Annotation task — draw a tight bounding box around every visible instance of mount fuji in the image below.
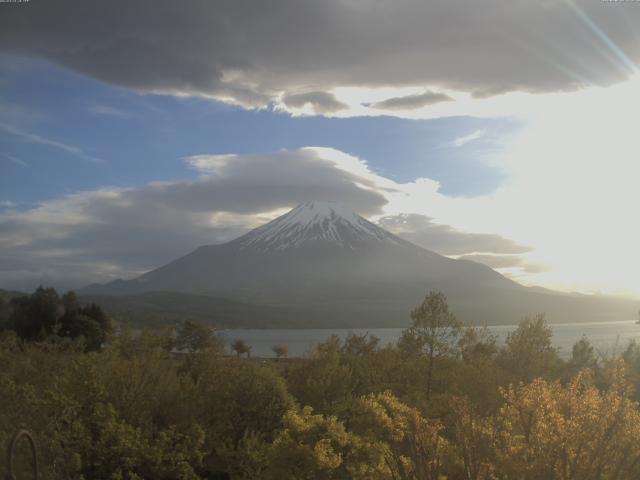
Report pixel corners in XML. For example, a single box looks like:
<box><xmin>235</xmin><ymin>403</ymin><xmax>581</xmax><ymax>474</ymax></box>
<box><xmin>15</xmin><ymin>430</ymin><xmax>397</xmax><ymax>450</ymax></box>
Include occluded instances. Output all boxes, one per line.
<box><xmin>82</xmin><ymin>201</ymin><xmax>634</xmax><ymax>327</ymax></box>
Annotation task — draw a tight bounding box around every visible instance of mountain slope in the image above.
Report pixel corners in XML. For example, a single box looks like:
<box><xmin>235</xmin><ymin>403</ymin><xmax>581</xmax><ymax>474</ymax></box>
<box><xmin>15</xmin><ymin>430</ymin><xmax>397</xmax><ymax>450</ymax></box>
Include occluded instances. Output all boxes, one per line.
<box><xmin>82</xmin><ymin>201</ymin><xmax>636</xmax><ymax>326</ymax></box>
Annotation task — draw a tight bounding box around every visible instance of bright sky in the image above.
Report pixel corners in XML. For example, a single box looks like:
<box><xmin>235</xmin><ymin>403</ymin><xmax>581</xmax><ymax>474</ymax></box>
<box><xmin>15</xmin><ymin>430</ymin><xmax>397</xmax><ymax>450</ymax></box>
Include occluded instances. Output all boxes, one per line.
<box><xmin>0</xmin><ymin>0</ymin><xmax>639</xmax><ymax>297</ymax></box>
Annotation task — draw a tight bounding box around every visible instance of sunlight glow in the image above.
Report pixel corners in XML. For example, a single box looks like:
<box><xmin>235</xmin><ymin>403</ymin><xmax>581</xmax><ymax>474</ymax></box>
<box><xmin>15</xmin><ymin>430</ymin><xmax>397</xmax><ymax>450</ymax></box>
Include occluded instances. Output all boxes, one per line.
<box><xmin>377</xmin><ymin>77</ymin><xmax>640</xmax><ymax>298</ymax></box>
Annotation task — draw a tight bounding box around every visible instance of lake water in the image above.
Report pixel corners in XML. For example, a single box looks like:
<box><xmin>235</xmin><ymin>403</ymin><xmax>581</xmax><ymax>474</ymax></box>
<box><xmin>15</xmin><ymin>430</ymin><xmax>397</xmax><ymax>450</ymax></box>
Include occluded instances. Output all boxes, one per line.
<box><xmin>218</xmin><ymin>320</ymin><xmax>640</xmax><ymax>358</ymax></box>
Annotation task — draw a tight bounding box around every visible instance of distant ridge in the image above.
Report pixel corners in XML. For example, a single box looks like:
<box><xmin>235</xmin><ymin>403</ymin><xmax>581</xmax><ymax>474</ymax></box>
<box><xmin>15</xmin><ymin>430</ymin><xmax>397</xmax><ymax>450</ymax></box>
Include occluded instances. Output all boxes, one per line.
<box><xmin>81</xmin><ymin>201</ymin><xmax>636</xmax><ymax>327</ymax></box>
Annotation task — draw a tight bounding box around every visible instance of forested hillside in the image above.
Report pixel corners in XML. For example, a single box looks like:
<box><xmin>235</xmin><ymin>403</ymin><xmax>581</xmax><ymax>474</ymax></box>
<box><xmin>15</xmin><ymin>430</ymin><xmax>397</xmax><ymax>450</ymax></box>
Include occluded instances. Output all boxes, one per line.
<box><xmin>3</xmin><ymin>291</ymin><xmax>640</xmax><ymax>478</ymax></box>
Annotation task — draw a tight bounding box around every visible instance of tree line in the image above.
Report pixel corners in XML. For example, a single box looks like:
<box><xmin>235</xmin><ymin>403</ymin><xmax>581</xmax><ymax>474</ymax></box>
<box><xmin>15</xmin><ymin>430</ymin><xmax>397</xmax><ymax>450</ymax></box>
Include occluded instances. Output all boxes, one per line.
<box><xmin>0</xmin><ymin>286</ymin><xmax>111</xmax><ymax>351</ymax></box>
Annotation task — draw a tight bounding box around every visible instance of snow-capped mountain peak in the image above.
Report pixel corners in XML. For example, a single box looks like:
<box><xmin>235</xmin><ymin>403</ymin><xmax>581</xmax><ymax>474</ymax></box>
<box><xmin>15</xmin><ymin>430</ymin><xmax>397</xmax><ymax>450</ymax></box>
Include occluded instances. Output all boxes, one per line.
<box><xmin>234</xmin><ymin>200</ymin><xmax>402</xmax><ymax>251</ymax></box>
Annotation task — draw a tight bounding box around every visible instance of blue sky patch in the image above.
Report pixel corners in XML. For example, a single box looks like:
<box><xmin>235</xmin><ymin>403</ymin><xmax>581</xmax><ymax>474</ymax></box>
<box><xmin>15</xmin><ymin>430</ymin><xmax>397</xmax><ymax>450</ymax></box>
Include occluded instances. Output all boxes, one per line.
<box><xmin>1</xmin><ymin>57</ymin><xmax>522</xmax><ymax>208</ymax></box>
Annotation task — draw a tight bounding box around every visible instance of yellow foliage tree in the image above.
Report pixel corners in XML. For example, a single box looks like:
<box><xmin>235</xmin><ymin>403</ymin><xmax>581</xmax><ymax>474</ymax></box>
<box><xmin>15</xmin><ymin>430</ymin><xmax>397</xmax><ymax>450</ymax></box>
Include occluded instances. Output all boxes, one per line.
<box><xmin>351</xmin><ymin>390</ymin><xmax>449</xmax><ymax>480</ymax></box>
<box><xmin>493</xmin><ymin>362</ymin><xmax>640</xmax><ymax>480</ymax></box>
<box><xmin>266</xmin><ymin>406</ymin><xmax>387</xmax><ymax>479</ymax></box>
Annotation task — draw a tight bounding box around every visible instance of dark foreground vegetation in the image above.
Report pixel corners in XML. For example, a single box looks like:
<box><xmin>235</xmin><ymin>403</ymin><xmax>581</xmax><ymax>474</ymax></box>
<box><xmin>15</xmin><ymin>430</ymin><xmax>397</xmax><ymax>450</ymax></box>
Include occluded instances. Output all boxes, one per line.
<box><xmin>3</xmin><ymin>289</ymin><xmax>640</xmax><ymax>479</ymax></box>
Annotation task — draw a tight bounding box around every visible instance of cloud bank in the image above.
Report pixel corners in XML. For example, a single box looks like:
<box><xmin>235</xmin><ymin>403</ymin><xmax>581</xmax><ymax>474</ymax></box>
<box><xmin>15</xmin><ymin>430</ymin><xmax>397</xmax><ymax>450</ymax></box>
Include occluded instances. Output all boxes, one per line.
<box><xmin>0</xmin><ymin>147</ymin><xmax>524</xmax><ymax>291</ymax></box>
<box><xmin>0</xmin><ymin>148</ymin><xmax>387</xmax><ymax>290</ymax></box>
<box><xmin>377</xmin><ymin>213</ymin><xmax>530</xmax><ymax>256</ymax></box>
<box><xmin>1</xmin><ymin>0</ymin><xmax>638</xmax><ymax>111</ymax></box>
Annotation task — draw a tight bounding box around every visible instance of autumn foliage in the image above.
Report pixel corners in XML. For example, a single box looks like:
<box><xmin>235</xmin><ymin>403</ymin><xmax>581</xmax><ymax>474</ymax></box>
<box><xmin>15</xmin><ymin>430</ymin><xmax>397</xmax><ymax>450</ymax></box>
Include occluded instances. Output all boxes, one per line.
<box><xmin>2</xmin><ymin>291</ymin><xmax>640</xmax><ymax>479</ymax></box>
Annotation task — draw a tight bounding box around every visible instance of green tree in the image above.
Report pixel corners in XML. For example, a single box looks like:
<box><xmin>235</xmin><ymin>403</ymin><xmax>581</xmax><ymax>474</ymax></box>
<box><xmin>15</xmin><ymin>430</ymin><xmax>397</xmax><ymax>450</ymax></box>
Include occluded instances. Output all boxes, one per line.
<box><xmin>232</xmin><ymin>338</ymin><xmax>252</xmax><ymax>358</ymax></box>
<box><xmin>272</xmin><ymin>343</ymin><xmax>289</xmax><ymax>361</ymax></box>
<box><xmin>621</xmin><ymin>340</ymin><xmax>640</xmax><ymax>370</ymax></box>
<box><xmin>9</xmin><ymin>286</ymin><xmax>61</xmax><ymax>340</ymax></box>
<box><xmin>454</xmin><ymin>326</ymin><xmax>502</xmax><ymax>413</ymax></box>
<box><xmin>79</xmin><ymin>302</ymin><xmax>111</xmax><ymax>336</ymax></box>
<box><xmin>400</xmin><ymin>291</ymin><xmax>462</xmax><ymax>399</ymax></box>
<box><xmin>67</xmin><ymin>314</ymin><xmax>106</xmax><ymax>351</ymax></box>
<box><xmin>458</xmin><ymin>326</ymin><xmax>498</xmax><ymax>364</ymax></box>
<box><xmin>177</xmin><ymin>356</ymin><xmax>295</xmax><ymax>475</ymax></box>
<box><xmin>58</xmin><ymin>292</ymin><xmax>111</xmax><ymax>351</ymax></box>
<box><xmin>342</xmin><ymin>332</ymin><xmax>379</xmax><ymax>356</ymax></box>
<box><xmin>498</xmin><ymin>314</ymin><xmax>561</xmax><ymax>383</ymax></box>
<box><xmin>448</xmin><ymin>396</ymin><xmax>497</xmax><ymax>480</ymax></box>
<box><xmin>570</xmin><ymin>335</ymin><xmax>598</xmax><ymax>371</ymax></box>
<box><xmin>7</xmin><ymin>288</ymin><xmax>111</xmax><ymax>350</ymax></box>
<box><xmin>175</xmin><ymin>320</ymin><xmax>221</xmax><ymax>353</ymax></box>
<box><xmin>0</xmin><ymin>296</ymin><xmax>11</xmax><ymax>331</ymax></box>
<box><xmin>284</xmin><ymin>336</ymin><xmax>355</xmax><ymax>415</ymax></box>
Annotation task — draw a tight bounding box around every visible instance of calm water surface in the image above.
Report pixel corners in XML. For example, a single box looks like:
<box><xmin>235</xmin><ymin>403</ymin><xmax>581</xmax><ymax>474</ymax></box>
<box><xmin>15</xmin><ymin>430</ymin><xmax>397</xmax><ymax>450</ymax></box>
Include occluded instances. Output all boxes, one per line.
<box><xmin>218</xmin><ymin>320</ymin><xmax>640</xmax><ymax>358</ymax></box>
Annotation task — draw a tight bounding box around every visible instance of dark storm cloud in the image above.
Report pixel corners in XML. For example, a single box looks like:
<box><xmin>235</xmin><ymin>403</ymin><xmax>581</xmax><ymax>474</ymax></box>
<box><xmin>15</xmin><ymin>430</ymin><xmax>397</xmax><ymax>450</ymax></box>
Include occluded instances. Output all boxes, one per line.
<box><xmin>369</xmin><ymin>91</ymin><xmax>454</xmax><ymax>110</ymax></box>
<box><xmin>378</xmin><ymin>213</ymin><xmax>530</xmax><ymax>256</ymax></box>
<box><xmin>1</xmin><ymin>0</ymin><xmax>638</xmax><ymax>107</ymax></box>
<box><xmin>0</xmin><ymin>148</ymin><xmax>388</xmax><ymax>290</ymax></box>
